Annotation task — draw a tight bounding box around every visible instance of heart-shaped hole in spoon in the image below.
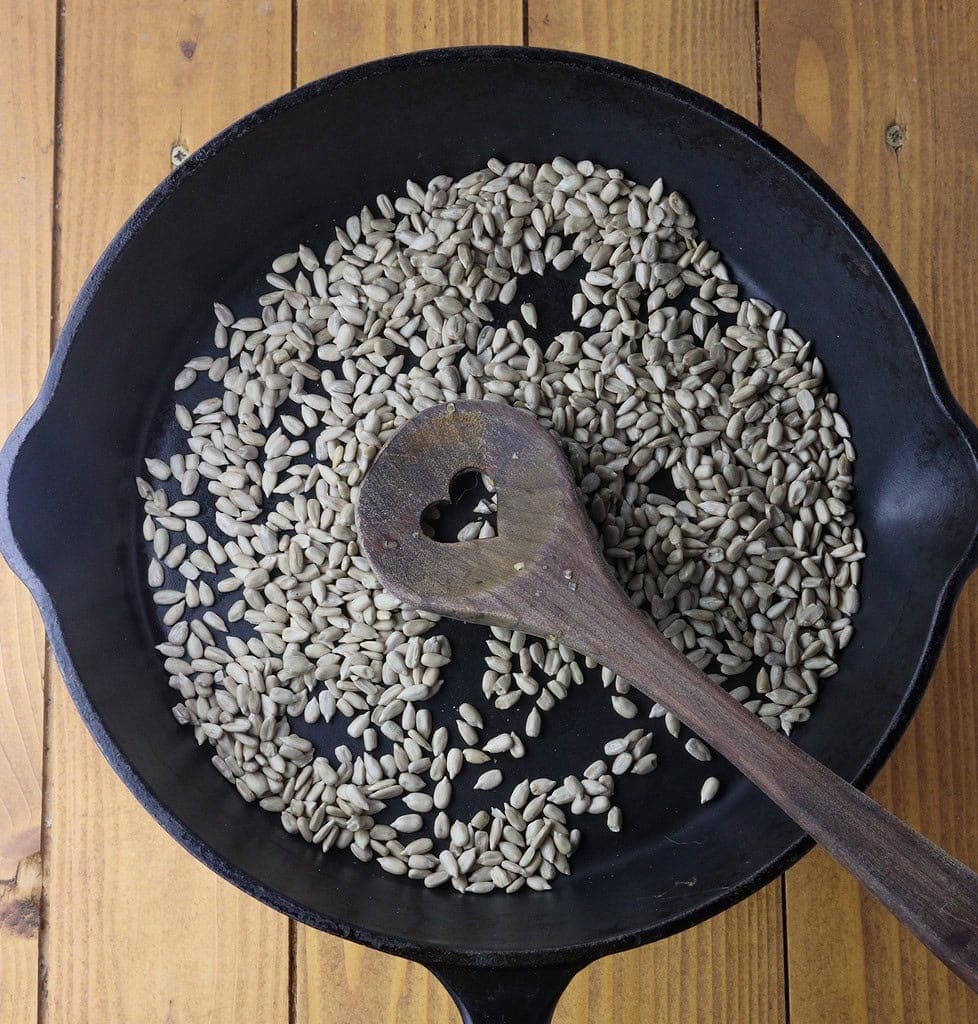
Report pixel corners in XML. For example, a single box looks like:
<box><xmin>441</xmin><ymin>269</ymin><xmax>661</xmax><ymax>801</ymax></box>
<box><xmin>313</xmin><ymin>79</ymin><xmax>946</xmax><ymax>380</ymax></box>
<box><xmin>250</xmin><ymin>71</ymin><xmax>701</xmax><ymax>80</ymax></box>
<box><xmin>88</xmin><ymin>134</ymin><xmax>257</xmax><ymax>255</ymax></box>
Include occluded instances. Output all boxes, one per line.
<box><xmin>420</xmin><ymin>468</ymin><xmax>498</xmax><ymax>543</ymax></box>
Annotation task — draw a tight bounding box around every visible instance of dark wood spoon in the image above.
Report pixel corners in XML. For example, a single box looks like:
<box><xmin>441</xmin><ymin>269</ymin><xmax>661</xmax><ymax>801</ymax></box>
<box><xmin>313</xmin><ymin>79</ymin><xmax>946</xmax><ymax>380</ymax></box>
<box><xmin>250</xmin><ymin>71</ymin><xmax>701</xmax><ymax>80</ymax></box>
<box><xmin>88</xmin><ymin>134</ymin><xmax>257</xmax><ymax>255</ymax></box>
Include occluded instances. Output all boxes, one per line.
<box><xmin>355</xmin><ymin>399</ymin><xmax>978</xmax><ymax>991</ymax></box>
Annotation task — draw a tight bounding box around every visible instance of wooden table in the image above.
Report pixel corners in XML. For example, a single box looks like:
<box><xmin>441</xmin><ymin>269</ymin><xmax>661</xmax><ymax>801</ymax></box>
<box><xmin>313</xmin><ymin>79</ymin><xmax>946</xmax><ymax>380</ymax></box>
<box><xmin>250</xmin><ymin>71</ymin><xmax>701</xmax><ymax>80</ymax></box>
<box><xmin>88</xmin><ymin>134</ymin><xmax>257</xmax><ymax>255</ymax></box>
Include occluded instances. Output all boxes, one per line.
<box><xmin>2</xmin><ymin>2</ymin><xmax>977</xmax><ymax>1021</ymax></box>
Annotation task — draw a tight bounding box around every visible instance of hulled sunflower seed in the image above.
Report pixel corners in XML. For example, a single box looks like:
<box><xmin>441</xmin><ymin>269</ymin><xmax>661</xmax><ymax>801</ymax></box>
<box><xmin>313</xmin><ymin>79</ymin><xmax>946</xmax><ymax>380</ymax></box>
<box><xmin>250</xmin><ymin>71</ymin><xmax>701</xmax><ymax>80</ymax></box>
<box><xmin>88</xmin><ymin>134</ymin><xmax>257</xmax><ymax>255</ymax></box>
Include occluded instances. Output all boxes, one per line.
<box><xmin>141</xmin><ymin>155</ymin><xmax>859</xmax><ymax>896</ymax></box>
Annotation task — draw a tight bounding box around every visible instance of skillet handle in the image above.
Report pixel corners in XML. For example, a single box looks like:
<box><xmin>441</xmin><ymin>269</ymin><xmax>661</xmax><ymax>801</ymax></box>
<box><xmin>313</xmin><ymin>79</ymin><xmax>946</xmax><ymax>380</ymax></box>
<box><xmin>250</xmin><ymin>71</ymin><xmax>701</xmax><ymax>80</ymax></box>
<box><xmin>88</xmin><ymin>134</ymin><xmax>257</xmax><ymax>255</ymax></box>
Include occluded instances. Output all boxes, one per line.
<box><xmin>427</xmin><ymin>962</ymin><xmax>579</xmax><ymax>1024</ymax></box>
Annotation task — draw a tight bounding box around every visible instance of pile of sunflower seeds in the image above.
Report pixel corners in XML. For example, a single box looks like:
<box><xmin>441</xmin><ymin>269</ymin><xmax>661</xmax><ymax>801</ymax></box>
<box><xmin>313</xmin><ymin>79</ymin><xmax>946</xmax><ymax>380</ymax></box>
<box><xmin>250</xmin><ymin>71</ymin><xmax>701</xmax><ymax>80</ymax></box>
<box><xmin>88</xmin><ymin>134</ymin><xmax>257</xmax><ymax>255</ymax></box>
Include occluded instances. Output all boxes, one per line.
<box><xmin>137</xmin><ymin>156</ymin><xmax>861</xmax><ymax>893</ymax></box>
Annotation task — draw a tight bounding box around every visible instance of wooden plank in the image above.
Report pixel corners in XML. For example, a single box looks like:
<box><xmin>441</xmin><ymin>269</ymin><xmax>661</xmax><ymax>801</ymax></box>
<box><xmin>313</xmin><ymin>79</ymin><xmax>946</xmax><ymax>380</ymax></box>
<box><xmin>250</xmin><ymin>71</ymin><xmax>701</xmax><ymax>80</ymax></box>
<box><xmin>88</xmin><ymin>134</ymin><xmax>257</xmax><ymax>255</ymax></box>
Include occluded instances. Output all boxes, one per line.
<box><xmin>296</xmin><ymin>0</ymin><xmax>525</xmax><ymax>82</ymax></box>
<box><xmin>42</xmin><ymin>3</ymin><xmax>293</xmax><ymax>1022</ymax></box>
<box><xmin>557</xmin><ymin>888</ymin><xmax>784</xmax><ymax>1024</ymax></box>
<box><xmin>760</xmin><ymin>1</ymin><xmax>978</xmax><ymax>1021</ymax></box>
<box><xmin>528</xmin><ymin>0</ymin><xmax>759</xmax><ymax>121</ymax></box>
<box><xmin>0</xmin><ymin>0</ymin><xmax>56</xmax><ymax>1021</ymax></box>
<box><xmin>298</xmin><ymin>887</ymin><xmax>783</xmax><ymax>1024</ymax></box>
<box><xmin>294</xmin><ymin>4</ymin><xmax>784</xmax><ymax>1023</ymax></box>
<box><xmin>293</xmin><ymin>4</ymin><xmax>522</xmax><ymax>1022</ymax></box>
<box><xmin>532</xmin><ymin>4</ymin><xmax>784</xmax><ymax>1023</ymax></box>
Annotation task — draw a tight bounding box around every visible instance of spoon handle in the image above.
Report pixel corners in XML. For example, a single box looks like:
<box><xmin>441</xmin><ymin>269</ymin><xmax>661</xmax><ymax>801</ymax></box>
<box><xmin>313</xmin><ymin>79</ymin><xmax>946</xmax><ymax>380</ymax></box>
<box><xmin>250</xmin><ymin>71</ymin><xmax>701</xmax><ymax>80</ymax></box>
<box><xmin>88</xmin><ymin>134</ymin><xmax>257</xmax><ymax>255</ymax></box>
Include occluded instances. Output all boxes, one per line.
<box><xmin>354</xmin><ymin>398</ymin><xmax>978</xmax><ymax>987</ymax></box>
<box><xmin>579</xmin><ymin>591</ymin><xmax>978</xmax><ymax>992</ymax></box>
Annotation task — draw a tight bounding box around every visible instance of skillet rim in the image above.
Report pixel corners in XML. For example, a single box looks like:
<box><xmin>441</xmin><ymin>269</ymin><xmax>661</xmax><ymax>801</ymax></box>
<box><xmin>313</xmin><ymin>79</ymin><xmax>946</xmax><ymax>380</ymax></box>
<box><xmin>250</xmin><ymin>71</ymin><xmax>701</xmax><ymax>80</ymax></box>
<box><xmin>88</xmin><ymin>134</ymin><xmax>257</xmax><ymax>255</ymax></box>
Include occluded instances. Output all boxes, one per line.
<box><xmin>1</xmin><ymin>44</ymin><xmax>978</xmax><ymax>969</ymax></box>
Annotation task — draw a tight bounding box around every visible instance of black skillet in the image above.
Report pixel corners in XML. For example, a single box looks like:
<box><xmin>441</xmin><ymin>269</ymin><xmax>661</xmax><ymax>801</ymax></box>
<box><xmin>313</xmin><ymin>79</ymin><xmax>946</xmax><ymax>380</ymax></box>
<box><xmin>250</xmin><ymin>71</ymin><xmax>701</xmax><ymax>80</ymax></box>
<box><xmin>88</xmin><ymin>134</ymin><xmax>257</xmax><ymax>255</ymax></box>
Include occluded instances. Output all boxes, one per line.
<box><xmin>2</xmin><ymin>46</ymin><xmax>978</xmax><ymax>1023</ymax></box>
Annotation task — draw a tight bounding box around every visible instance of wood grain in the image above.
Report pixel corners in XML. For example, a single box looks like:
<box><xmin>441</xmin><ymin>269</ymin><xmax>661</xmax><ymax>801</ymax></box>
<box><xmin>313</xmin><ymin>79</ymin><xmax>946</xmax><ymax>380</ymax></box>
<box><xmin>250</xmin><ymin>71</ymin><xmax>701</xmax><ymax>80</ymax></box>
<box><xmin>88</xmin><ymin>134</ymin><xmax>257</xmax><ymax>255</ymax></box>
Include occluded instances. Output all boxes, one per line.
<box><xmin>42</xmin><ymin>2</ymin><xmax>293</xmax><ymax>1022</ymax></box>
<box><xmin>296</xmin><ymin>0</ymin><xmax>524</xmax><ymax>83</ymax></box>
<box><xmin>0</xmin><ymin>0</ymin><xmax>55</xmax><ymax>1020</ymax></box>
<box><xmin>560</xmin><ymin>890</ymin><xmax>783</xmax><ymax>1024</ymax></box>
<box><xmin>528</xmin><ymin>0</ymin><xmax>759</xmax><ymax>122</ymax></box>
<box><xmin>760</xmin><ymin>0</ymin><xmax>978</xmax><ymax>1020</ymax></box>
<box><xmin>531</xmin><ymin>5</ymin><xmax>784</xmax><ymax>1023</ymax></box>
<box><xmin>299</xmin><ymin>888</ymin><xmax>785</xmax><ymax>1024</ymax></box>
<box><xmin>294</xmin><ymin>5</ymin><xmax>525</xmax><ymax>1022</ymax></box>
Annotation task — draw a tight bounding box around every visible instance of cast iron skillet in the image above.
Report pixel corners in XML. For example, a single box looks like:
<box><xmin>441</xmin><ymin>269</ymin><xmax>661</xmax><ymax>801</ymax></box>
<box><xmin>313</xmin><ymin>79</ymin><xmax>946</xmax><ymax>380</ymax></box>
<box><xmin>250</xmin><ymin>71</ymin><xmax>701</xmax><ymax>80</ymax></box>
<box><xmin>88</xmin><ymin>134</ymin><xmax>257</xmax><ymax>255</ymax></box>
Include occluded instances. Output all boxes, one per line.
<box><xmin>3</xmin><ymin>46</ymin><xmax>978</xmax><ymax>1023</ymax></box>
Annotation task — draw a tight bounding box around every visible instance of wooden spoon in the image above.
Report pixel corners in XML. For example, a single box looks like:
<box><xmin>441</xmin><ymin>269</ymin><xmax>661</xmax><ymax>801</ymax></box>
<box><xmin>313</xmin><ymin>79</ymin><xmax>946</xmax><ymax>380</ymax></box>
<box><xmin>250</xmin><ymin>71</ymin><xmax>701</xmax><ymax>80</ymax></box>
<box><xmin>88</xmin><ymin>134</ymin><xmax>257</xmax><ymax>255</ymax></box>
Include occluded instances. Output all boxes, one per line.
<box><xmin>355</xmin><ymin>399</ymin><xmax>978</xmax><ymax>990</ymax></box>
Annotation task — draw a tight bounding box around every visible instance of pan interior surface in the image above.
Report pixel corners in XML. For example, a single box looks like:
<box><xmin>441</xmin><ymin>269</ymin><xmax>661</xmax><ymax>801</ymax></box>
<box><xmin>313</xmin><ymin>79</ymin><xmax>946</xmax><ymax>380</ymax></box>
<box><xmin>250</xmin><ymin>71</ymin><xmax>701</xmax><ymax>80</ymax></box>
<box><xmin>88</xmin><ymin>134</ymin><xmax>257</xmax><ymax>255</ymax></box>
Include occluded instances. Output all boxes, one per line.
<box><xmin>5</xmin><ymin>49</ymin><xmax>978</xmax><ymax>963</ymax></box>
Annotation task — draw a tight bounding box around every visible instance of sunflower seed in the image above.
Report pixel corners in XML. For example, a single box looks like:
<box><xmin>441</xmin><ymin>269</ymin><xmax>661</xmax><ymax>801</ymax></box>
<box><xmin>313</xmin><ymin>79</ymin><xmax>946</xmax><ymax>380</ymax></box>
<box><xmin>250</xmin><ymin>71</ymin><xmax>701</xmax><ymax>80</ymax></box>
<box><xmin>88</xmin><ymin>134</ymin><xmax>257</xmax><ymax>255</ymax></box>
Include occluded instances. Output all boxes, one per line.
<box><xmin>700</xmin><ymin>777</ymin><xmax>720</xmax><ymax>804</ymax></box>
<box><xmin>474</xmin><ymin>769</ymin><xmax>503</xmax><ymax>791</ymax></box>
<box><xmin>142</xmin><ymin>155</ymin><xmax>859</xmax><ymax>896</ymax></box>
<box><xmin>684</xmin><ymin>738</ymin><xmax>712</xmax><ymax>762</ymax></box>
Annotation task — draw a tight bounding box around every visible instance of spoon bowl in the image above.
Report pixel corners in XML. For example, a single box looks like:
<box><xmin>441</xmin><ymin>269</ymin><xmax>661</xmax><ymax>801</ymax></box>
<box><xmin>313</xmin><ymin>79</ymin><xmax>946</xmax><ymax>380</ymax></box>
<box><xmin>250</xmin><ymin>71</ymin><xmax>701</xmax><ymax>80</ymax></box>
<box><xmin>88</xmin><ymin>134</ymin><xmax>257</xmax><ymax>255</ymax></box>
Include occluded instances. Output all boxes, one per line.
<box><xmin>357</xmin><ymin>400</ymin><xmax>602</xmax><ymax>630</ymax></box>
